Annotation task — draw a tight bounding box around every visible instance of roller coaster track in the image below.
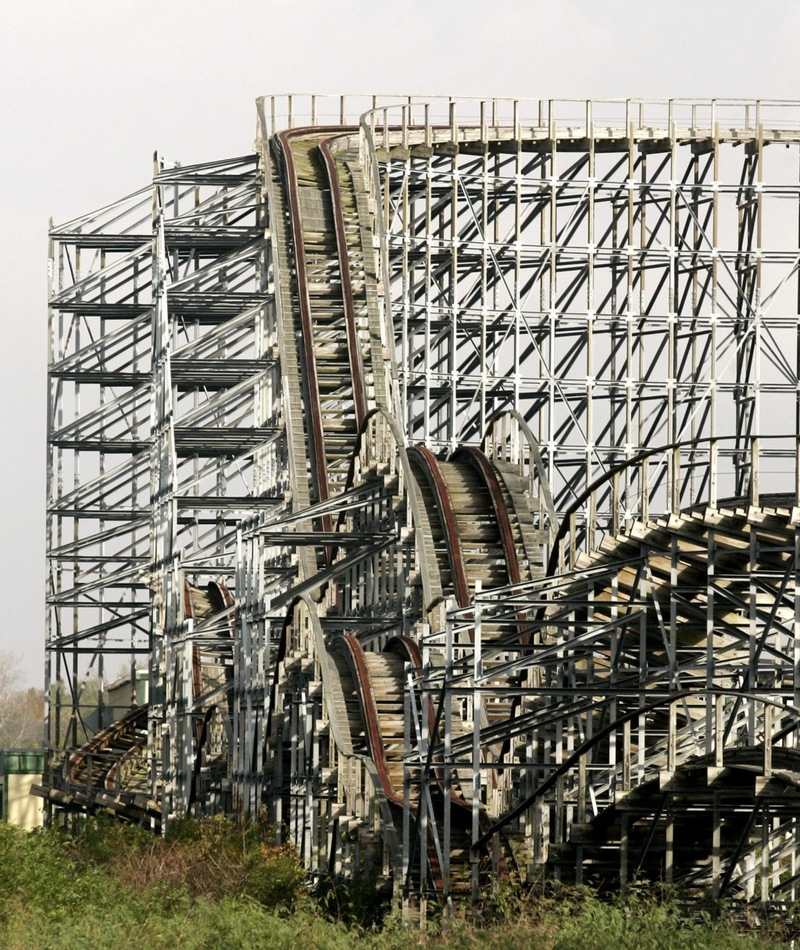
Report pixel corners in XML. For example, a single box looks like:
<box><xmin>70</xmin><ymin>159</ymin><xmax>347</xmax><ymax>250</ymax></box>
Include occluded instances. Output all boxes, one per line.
<box><xmin>43</xmin><ymin>103</ymin><xmax>800</xmax><ymax>910</ymax></box>
<box><xmin>52</xmin><ymin>705</ymin><xmax>154</xmax><ymax>821</ymax></box>
<box><xmin>49</xmin><ymin>580</ymin><xmax>233</xmax><ymax>826</ymax></box>
<box><xmin>327</xmin><ymin>632</ymin><xmax>495</xmax><ymax>897</ymax></box>
<box><xmin>273</xmin><ymin>129</ymin><xmax>366</xmax><ymax>515</ymax></box>
<box><xmin>263</xmin><ymin>126</ymin><xmax>545</xmax><ymax>899</ymax></box>
<box><xmin>267</xmin><ymin>129</ymin><xmax>455</xmax><ymax>892</ymax></box>
<box><xmin>464</xmin><ymin>499</ymin><xmax>800</xmax><ymax>896</ymax></box>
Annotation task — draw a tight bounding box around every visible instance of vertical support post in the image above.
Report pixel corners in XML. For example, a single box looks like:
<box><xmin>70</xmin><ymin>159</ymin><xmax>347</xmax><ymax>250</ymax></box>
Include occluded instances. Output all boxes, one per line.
<box><xmin>402</xmin><ymin>672</ymin><xmax>411</xmax><ymax>910</ymax></box>
<box><xmin>761</xmin><ymin>805</ymin><xmax>770</xmax><ymax>903</ymax></box>
<box><xmin>443</xmin><ymin>613</ymin><xmax>453</xmax><ymax>905</ymax></box>
<box><xmin>671</xmin><ymin>445</ymin><xmax>681</xmax><ymax>514</ymax></box>
<box><xmin>712</xmin><ymin>791</ymin><xmax>721</xmax><ymax>898</ymax></box>
<box><xmin>795</xmin><ymin>527</ymin><xmax>800</xmax><ymax>711</ymax></box>
<box><xmin>418</xmin><ymin>650</ymin><xmax>429</xmax><ymax>913</ymax></box>
<box><xmin>750</xmin><ymin>436</ymin><xmax>760</xmax><ymax>505</ymax></box>
<box><xmin>706</xmin><ymin>529</ymin><xmax>717</xmax><ymax>753</ymax></box>
<box><xmin>150</xmin><ymin>164</ymin><xmax>180</xmax><ymax>829</ymax></box>
<box><xmin>715</xmin><ymin>693</ymin><xmax>725</xmax><ymax>768</ymax></box>
<box><xmin>665</xmin><ymin>797</ymin><xmax>674</xmax><ymax>884</ymax></box>
<box><xmin>667</xmin><ymin>700</ymin><xmax>676</xmax><ymax>773</ymax></box>
<box><xmin>620</xmin><ymin>812</ymin><xmax>629</xmax><ymax>893</ymax></box>
<box><xmin>471</xmin><ymin>581</ymin><xmax>482</xmax><ymax>916</ymax></box>
<box><xmin>622</xmin><ymin>718</ymin><xmax>631</xmax><ymax>792</ymax></box>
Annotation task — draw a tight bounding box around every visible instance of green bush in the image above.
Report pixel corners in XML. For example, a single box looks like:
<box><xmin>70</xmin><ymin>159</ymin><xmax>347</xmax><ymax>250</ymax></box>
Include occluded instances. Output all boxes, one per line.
<box><xmin>0</xmin><ymin>821</ymin><xmax>117</xmax><ymax>926</ymax></box>
<box><xmin>0</xmin><ymin>818</ymin><xmax>796</xmax><ymax>950</ymax></box>
<box><xmin>66</xmin><ymin>813</ymin><xmax>306</xmax><ymax>911</ymax></box>
<box><xmin>312</xmin><ymin>875</ymin><xmax>394</xmax><ymax>930</ymax></box>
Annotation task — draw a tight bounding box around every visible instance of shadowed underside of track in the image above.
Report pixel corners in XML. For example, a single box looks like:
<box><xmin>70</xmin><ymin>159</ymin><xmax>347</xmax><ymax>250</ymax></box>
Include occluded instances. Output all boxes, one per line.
<box><xmin>468</xmin><ymin>500</ymin><xmax>800</xmax><ymax>898</ymax></box>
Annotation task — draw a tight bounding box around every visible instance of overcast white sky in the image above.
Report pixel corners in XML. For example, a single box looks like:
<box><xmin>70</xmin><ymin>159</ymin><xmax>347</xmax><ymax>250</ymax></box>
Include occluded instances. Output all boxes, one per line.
<box><xmin>1</xmin><ymin>0</ymin><xmax>799</xmax><ymax>686</ymax></box>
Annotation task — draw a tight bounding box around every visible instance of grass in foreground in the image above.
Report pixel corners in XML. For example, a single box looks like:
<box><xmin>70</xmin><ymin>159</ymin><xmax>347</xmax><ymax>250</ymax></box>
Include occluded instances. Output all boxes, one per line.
<box><xmin>0</xmin><ymin>817</ymin><xmax>795</xmax><ymax>950</ymax></box>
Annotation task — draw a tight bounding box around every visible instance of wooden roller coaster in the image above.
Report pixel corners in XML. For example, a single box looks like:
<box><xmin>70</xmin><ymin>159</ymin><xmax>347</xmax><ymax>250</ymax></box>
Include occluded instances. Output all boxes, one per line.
<box><xmin>43</xmin><ymin>96</ymin><xmax>800</xmax><ymax>916</ymax></box>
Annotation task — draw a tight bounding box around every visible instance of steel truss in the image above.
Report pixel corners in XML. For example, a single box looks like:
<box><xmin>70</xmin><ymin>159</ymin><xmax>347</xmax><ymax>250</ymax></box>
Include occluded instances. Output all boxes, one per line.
<box><xmin>42</xmin><ymin>97</ymin><xmax>800</xmax><ymax>915</ymax></box>
<box><xmin>411</xmin><ymin>438</ymin><xmax>800</xmax><ymax>909</ymax></box>
<box><xmin>46</xmin><ymin>153</ymin><xmax>281</xmax><ymax>821</ymax></box>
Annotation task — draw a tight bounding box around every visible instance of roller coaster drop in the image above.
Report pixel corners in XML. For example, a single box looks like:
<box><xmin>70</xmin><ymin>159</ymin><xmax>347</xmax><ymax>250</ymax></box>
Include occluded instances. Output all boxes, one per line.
<box><xmin>44</xmin><ymin>97</ymin><xmax>800</xmax><ymax>912</ymax></box>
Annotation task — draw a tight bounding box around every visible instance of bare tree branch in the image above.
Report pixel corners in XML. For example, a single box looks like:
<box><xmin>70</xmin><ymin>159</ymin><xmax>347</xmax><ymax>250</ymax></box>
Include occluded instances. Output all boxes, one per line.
<box><xmin>0</xmin><ymin>651</ymin><xmax>43</xmax><ymax>749</ymax></box>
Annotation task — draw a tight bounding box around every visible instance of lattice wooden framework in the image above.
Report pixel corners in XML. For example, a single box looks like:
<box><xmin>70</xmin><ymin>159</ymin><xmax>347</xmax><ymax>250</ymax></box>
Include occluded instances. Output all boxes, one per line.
<box><xmin>41</xmin><ymin>97</ymin><xmax>800</xmax><ymax>915</ymax></box>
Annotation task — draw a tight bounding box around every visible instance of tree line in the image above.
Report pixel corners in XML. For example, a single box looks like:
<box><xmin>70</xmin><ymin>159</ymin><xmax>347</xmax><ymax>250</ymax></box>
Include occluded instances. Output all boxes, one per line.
<box><xmin>0</xmin><ymin>652</ymin><xmax>43</xmax><ymax>749</ymax></box>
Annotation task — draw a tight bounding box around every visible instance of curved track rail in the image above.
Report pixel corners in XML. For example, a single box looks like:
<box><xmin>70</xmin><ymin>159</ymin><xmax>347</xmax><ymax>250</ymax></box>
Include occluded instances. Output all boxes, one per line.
<box><xmin>273</xmin><ymin>128</ymin><xmax>369</xmax><ymax>517</ymax></box>
<box><xmin>43</xmin><ymin>111</ymin><xmax>800</xmax><ymax>913</ymax></box>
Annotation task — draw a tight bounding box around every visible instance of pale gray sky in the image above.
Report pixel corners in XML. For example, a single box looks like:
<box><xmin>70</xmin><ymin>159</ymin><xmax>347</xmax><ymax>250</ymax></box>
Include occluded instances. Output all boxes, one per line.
<box><xmin>1</xmin><ymin>0</ymin><xmax>799</xmax><ymax>685</ymax></box>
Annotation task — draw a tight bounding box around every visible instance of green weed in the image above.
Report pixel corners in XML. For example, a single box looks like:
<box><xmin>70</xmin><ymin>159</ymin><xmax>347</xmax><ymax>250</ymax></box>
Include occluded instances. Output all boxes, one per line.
<box><xmin>0</xmin><ymin>819</ymin><xmax>795</xmax><ymax>950</ymax></box>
